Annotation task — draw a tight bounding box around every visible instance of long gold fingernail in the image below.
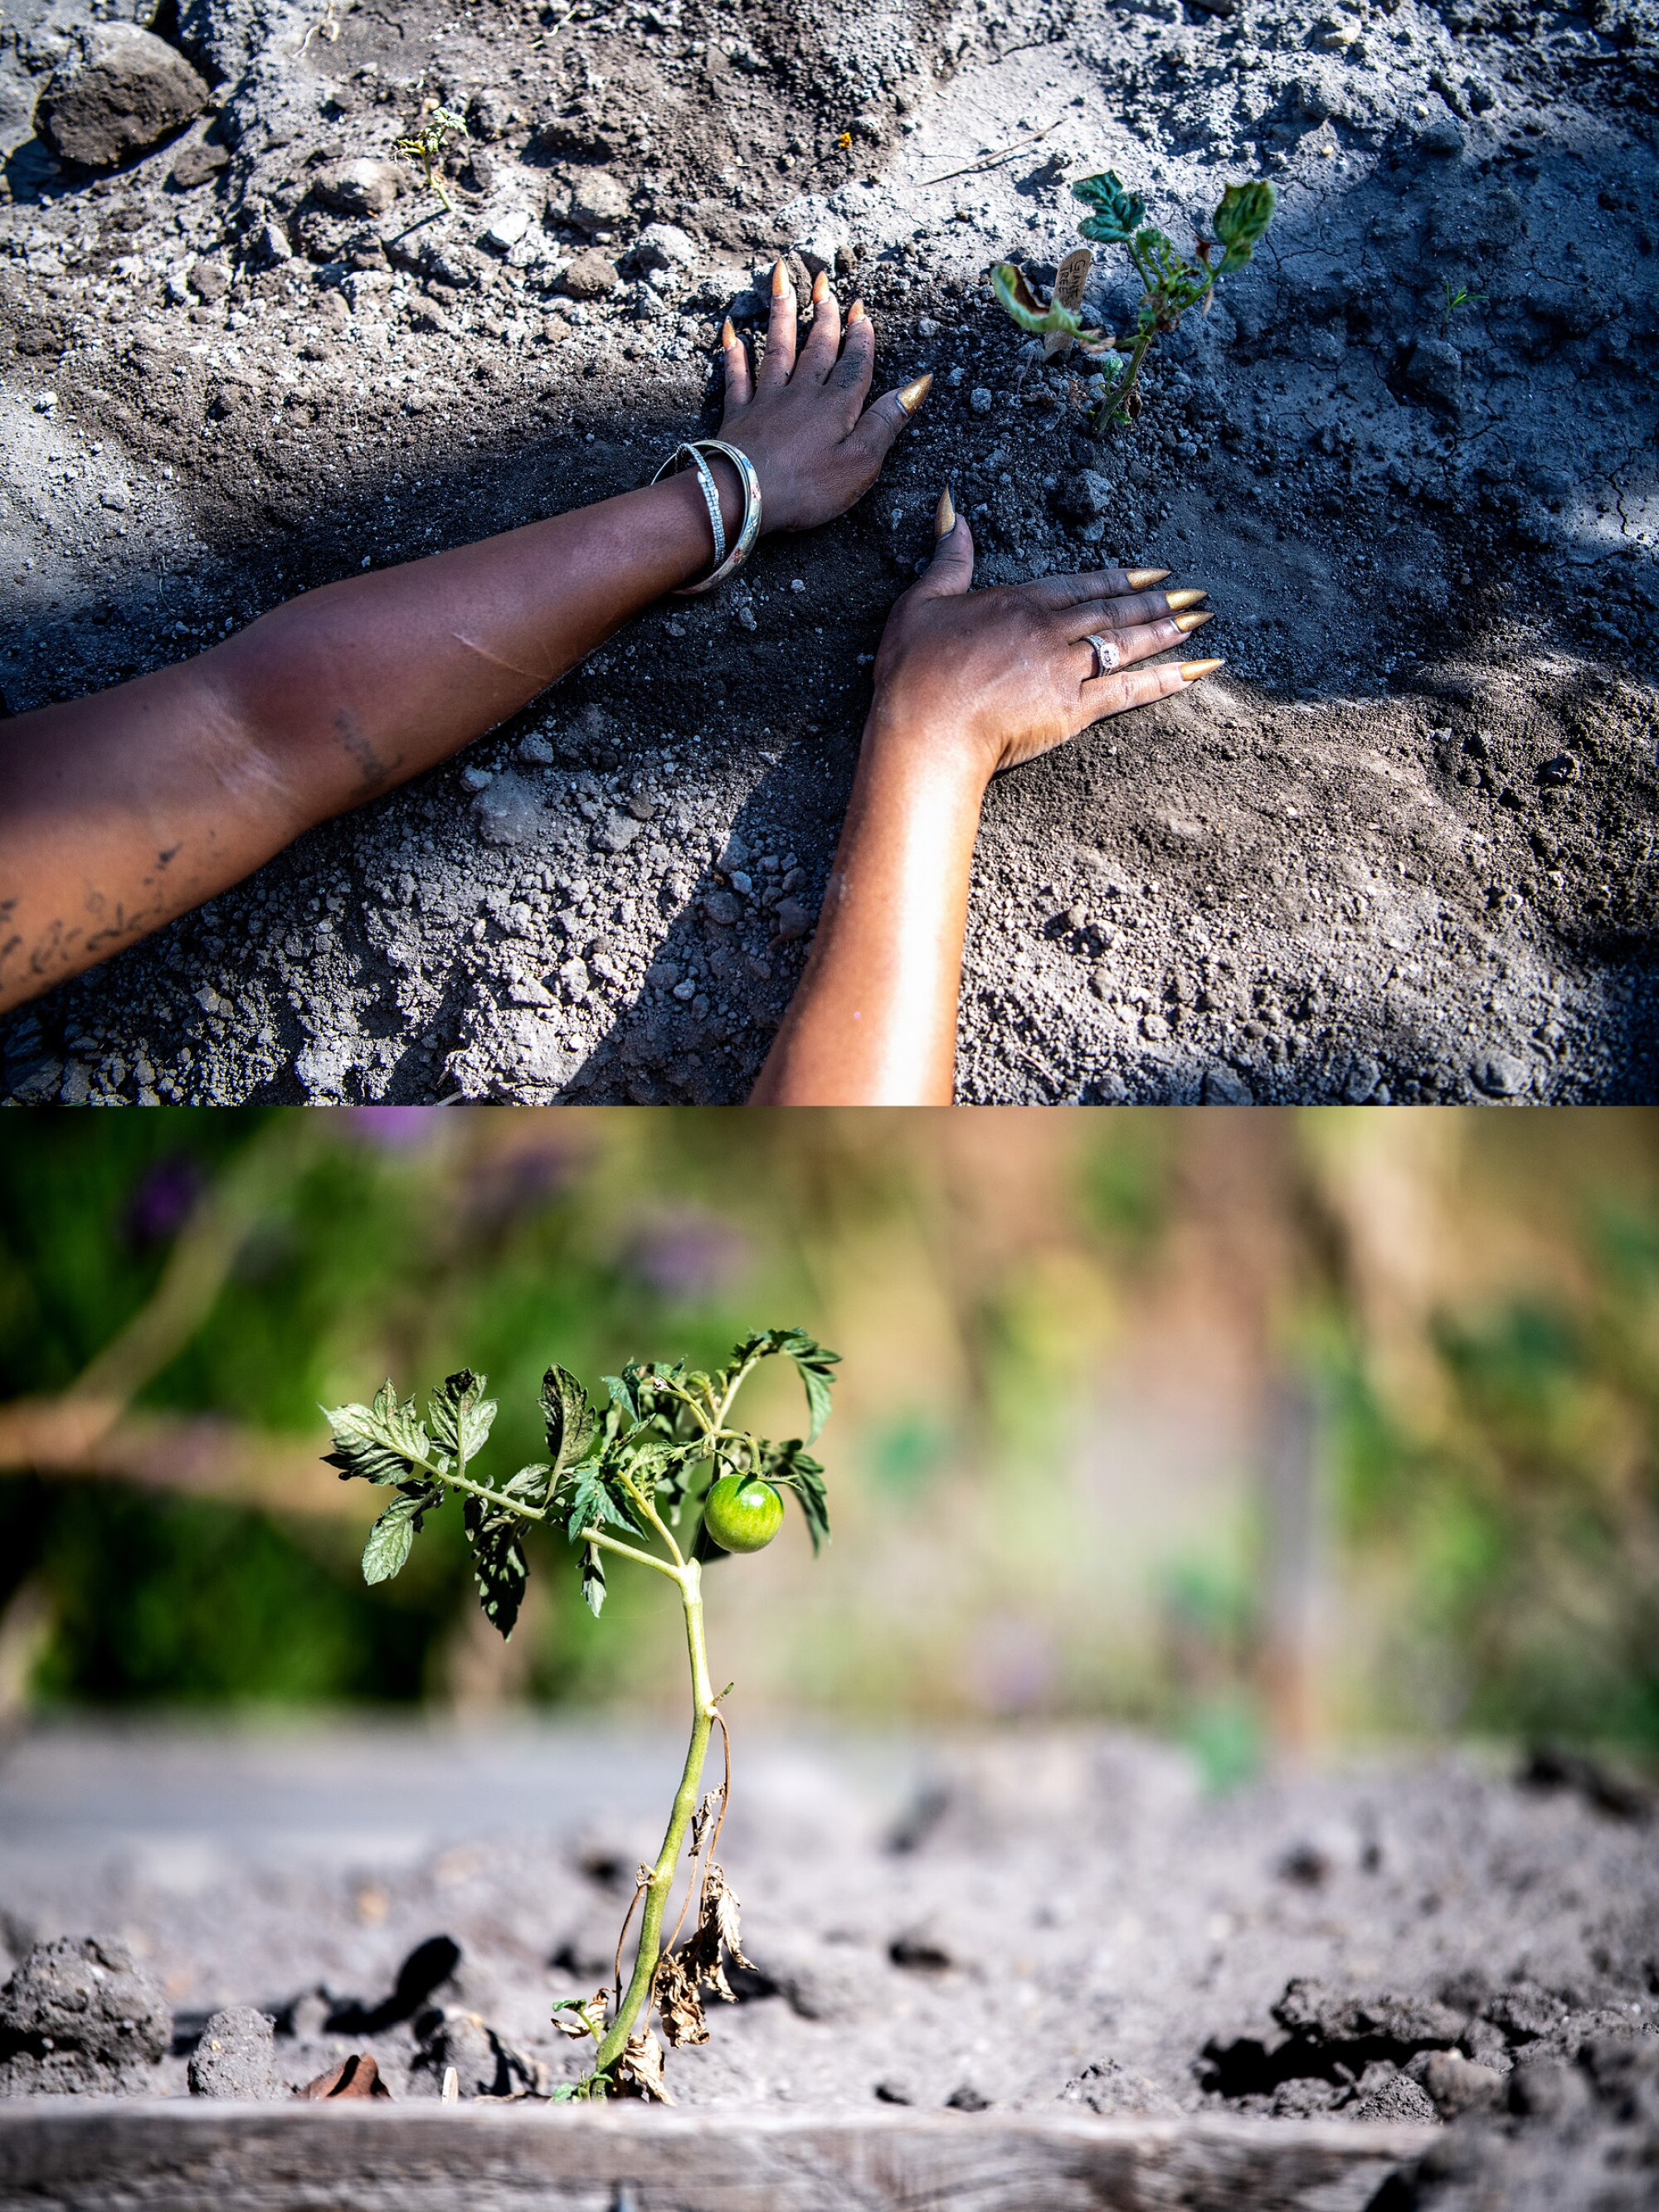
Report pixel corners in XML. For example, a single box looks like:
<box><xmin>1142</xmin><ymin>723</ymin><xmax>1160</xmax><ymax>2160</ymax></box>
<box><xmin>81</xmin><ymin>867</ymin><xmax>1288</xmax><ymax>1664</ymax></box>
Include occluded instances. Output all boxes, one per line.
<box><xmin>1126</xmin><ymin>567</ymin><xmax>1170</xmax><ymax>588</ymax></box>
<box><xmin>1180</xmin><ymin>659</ymin><xmax>1224</xmax><ymax>683</ymax></box>
<box><xmin>847</xmin><ymin>299</ymin><xmax>866</xmax><ymax>324</ymax></box>
<box><xmin>1165</xmin><ymin>587</ymin><xmax>1208</xmax><ymax>612</ymax></box>
<box><xmin>895</xmin><ymin>371</ymin><xmax>933</xmax><ymax>416</ymax></box>
<box><xmin>720</xmin><ymin>317</ymin><xmax>737</xmax><ymax>348</ymax></box>
<box><xmin>935</xmin><ymin>485</ymin><xmax>956</xmax><ymax>538</ymax></box>
<box><xmin>1174</xmin><ymin>609</ymin><xmax>1214</xmax><ymax>634</ymax></box>
<box><xmin>771</xmin><ymin>260</ymin><xmax>791</xmax><ymax>298</ymax></box>
<box><xmin>811</xmin><ymin>270</ymin><xmax>830</xmax><ymax>305</ymax></box>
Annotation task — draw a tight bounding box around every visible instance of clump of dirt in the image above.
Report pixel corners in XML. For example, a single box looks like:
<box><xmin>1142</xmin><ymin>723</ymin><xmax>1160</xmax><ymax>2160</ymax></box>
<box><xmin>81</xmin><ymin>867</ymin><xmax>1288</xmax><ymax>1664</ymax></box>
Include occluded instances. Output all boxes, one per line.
<box><xmin>0</xmin><ymin>1934</ymin><xmax>170</xmax><ymax>2093</ymax></box>
<box><xmin>2</xmin><ymin>0</ymin><xmax>1657</xmax><ymax>1101</ymax></box>
<box><xmin>1374</xmin><ymin>2034</ymin><xmax>1659</xmax><ymax>2211</ymax></box>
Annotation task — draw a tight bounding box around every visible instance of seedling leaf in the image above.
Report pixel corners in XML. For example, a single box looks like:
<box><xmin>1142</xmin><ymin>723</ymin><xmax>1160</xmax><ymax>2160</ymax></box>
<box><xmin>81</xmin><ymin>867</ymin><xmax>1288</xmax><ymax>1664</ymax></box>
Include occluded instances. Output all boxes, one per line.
<box><xmin>1073</xmin><ymin>170</ymin><xmax>1146</xmax><ymax>245</ymax></box>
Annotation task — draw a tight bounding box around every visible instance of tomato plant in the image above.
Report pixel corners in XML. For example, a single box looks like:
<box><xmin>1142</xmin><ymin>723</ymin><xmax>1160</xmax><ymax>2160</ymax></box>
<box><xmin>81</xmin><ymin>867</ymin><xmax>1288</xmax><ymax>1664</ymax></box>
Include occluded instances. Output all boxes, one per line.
<box><xmin>321</xmin><ymin>1326</ymin><xmax>836</xmax><ymax>2101</ymax></box>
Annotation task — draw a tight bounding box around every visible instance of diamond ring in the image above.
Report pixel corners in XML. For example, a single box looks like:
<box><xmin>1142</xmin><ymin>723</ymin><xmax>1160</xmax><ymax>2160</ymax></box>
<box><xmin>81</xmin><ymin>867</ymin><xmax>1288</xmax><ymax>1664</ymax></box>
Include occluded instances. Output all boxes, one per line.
<box><xmin>1084</xmin><ymin>633</ymin><xmax>1121</xmax><ymax>679</ymax></box>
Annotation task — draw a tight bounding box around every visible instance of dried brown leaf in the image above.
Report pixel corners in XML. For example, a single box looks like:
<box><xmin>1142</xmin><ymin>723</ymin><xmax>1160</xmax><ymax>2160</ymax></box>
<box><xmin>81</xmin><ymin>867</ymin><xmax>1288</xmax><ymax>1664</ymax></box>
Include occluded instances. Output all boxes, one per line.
<box><xmin>683</xmin><ymin>1860</ymin><xmax>753</xmax><ymax>2004</ymax></box>
<box><xmin>615</xmin><ymin>2026</ymin><xmax>674</xmax><ymax>2103</ymax></box>
<box><xmin>688</xmin><ymin>1791</ymin><xmax>722</xmax><ymax>1858</ymax></box>
<box><xmin>299</xmin><ymin>2051</ymin><xmax>390</xmax><ymax>2099</ymax></box>
<box><xmin>652</xmin><ymin>1950</ymin><xmax>709</xmax><ymax>2048</ymax></box>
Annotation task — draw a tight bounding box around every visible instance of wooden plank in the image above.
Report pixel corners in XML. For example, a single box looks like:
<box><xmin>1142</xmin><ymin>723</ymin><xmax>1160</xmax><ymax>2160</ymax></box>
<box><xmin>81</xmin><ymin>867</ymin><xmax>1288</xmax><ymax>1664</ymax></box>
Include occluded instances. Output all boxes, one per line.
<box><xmin>0</xmin><ymin>2101</ymin><xmax>1433</xmax><ymax>2212</ymax></box>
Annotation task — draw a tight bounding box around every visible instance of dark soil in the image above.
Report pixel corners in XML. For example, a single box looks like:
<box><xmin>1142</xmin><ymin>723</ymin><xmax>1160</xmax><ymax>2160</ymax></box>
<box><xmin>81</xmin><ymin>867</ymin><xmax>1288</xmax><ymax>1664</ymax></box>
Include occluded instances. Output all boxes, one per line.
<box><xmin>0</xmin><ymin>1723</ymin><xmax>1655</xmax><ymax>2210</ymax></box>
<box><xmin>2</xmin><ymin>0</ymin><xmax>1657</xmax><ymax>1103</ymax></box>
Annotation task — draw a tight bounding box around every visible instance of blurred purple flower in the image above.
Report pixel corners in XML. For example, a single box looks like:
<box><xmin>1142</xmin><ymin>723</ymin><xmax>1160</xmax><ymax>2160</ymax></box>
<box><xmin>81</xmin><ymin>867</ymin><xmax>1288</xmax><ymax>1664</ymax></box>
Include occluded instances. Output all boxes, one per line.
<box><xmin>462</xmin><ymin>1140</ymin><xmax>583</xmax><ymax>1235</ymax></box>
<box><xmin>343</xmin><ymin>1107</ymin><xmax>446</xmax><ymax>1150</ymax></box>
<box><xmin>625</xmin><ymin>1210</ymin><xmax>751</xmax><ymax>1300</ymax></box>
<box><xmin>124</xmin><ymin>1155</ymin><xmax>203</xmax><ymax>1249</ymax></box>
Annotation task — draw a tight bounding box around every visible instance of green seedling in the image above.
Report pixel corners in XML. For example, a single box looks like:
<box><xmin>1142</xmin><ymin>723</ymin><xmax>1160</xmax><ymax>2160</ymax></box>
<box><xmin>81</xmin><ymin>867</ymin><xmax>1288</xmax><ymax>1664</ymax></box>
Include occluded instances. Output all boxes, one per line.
<box><xmin>322</xmin><ymin>1325</ymin><xmax>838</xmax><ymax>2103</ymax></box>
<box><xmin>993</xmin><ymin>171</ymin><xmax>1276</xmax><ymax>434</ymax></box>
<box><xmin>394</xmin><ymin>103</ymin><xmax>469</xmax><ymax>211</ymax></box>
<box><xmin>1442</xmin><ymin>277</ymin><xmax>1488</xmax><ymax>332</ymax></box>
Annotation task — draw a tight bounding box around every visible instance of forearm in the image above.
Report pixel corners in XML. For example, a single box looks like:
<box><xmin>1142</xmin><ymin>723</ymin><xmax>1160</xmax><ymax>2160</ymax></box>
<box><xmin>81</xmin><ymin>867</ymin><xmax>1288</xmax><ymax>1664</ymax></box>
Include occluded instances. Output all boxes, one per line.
<box><xmin>751</xmin><ymin>717</ymin><xmax>988</xmax><ymax>1106</ymax></box>
<box><xmin>0</xmin><ymin>469</ymin><xmax>731</xmax><ymax>1015</ymax></box>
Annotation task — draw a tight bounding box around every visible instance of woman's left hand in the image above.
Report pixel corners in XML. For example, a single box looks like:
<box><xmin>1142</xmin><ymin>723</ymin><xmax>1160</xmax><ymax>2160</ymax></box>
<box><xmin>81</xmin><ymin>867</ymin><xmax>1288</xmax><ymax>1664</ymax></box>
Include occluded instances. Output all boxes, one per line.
<box><xmin>717</xmin><ymin>265</ymin><xmax>932</xmax><ymax>533</ymax></box>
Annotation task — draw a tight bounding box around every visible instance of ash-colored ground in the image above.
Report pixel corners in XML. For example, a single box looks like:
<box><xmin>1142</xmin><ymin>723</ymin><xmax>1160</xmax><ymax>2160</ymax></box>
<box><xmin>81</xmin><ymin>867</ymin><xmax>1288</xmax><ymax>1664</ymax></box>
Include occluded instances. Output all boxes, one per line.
<box><xmin>2</xmin><ymin>0</ymin><xmax>1657</xmax><ymax>1102</ymax></box>
<box><xmin>0</xmin><ymin>1723</ymin><xmax>1653</xmax><ymax>2138</ymax></box>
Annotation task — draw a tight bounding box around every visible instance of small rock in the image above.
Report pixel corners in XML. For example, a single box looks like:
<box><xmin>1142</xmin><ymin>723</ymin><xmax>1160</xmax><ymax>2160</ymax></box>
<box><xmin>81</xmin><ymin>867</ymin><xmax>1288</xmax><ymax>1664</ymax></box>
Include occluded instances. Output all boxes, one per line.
<box><xmin>874</xmin><ymin>2077</ymin><xmax>916</xmax><ymax>2104</ymax></box>
<box><xmin>1475</xmin><ymin>1051</ymin><xmax>1528</xmax><ymax>1097</ymax></box>
<box><xmin>473</xmin><ymin>774</ymin><xmax>544</xmax><ymax>848</ymax></box>
<box><xmin>1140</xmin><ymin>1013</ymin><xmax>1170</xmax><ymax>1041</ymax></box>
<box><xmin>634</xmin><ymin>221</ymin><xmax>698</xmax><ymax>273</ymax></box>
<box><xmin>946</xmin><ymin>2083</ymin><xmax>991</xmax><ymax>2111</ymax></box>
<box><xmin>1403</xmin><ymin>338</ymin><xmax>1462</xmax><ymax>411</ymax></box>
<box><xmin>1058</xmin><ymin>469</ymin><xmax>1112</xmax><ymax>522</ymax></box>
<box><xmin>99</xmin><ymin>484</ymin><xmax>131</xmax><ymax>512</ymax></box>
<box><xmin>703</xmin><ymin>891</ymin><xmax>740</xmax><ymax>928</ymax></box>
<box><xmin>188</xmin><ymin>2006</ymin><xmax>280</xmax><ymax>2098</ymax></box>
<box><xmin>773</xmin><ymin>897</ymin><xmax>813</xmax><ymax>942</ymax></box>
<box><xmin>517</xmin><ymin>732</ymin><xmax>556</xmax><ymax>766</ymax></box>
<box><xmin>187</xmin><ymin>257</ymin><xmax>229</xmax><ymax>303</ymax></box>
<box><xmin>735</xmin><ymin>604</ymin><xmax>758</xmax><ymax>633</ymax></box>
<box><xmin>0</xmin><ymin>1937</ymin><xmax>170</xmax><ymax>2094</ymax></box>
<box><xmin>594</xmin><ymin>809</ymin><xmax>642</xmax><ymax>854</ymax></box>
<box><xmin>1418</xmin><ymin>116</ymin><xmax>1466</xmax><ymax>158</ymax></box>
<box><xmin>1344</xmin><ymin>1055</ymin><xmax>1382</xmax><ymax>1104</ymax></box>
<box><xmin>917</xmin><ymin>316</ymin><xmax>939</xmax><ymax>337</ymax></box>
<box><xmin>169</xmin><ymin>139</ymin><xmax>229</xmax><ymax>191</ymax></box>
<box><xmin>559</xmin><ymin>250</ymin><xmax>620</xmax><ymax>301</ymax></box>
<box><xmin>460</xmin><ymin>766</ymin><xmax>494</xmax><ymax>793</ymax></box>
<box><xmin>970</xmin><ymin>386</ymin><xmax>994</xmax><ymax>415</ymax></box>
<box><xmin>1059</xmin><ymin>2058</ymin><xmax>1181</xmax><ymax>2117</ymax></box>
<box><xmin>412</xmin><ymin>2008</ymin><xmax>544</xmax><ymax>2098</ymax></box>
<box><xmin>567</xmin><ymin>169</ymin><xmax>631</xmax><ymax>234</ymax></box>
<box><xmin>484</xmin><ymin>207</ymin><xmax>533</xmax><ymax>251</ymax></box>
<box><xmin>1202</xmin><ymin>1065</ymin><xmax>1251</xmax><ymax>1105</ymax></box>
<box><xmin>1408</xmin><ymin>2049</ymin><xmax>1506</xmax><ymax>2117</ymax></box>
<box><xmin>314</xmin><ymin>157</ymin><xmax>404</xmax><ymax>219</ymax></box>
<box><xmin>1537</xmin><ymin>752</ymin><xmax>1579</xmax><ymax>786</ymax></box>
<box><xmin>41</xmin><ymin>26</ymin><xmax>211</xmax><ymax>170</ymax></box>
<box><xmin>467</xmin><ymin>88</ymin><xmax>513</xmax><ymax>142</ymax></box>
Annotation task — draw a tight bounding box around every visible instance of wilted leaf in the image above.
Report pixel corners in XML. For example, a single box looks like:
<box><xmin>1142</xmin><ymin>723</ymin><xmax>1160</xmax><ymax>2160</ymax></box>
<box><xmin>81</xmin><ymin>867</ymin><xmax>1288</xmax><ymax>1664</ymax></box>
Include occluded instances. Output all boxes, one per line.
<box><xmin>683</xmin><ymin>1861</ymin><xmax>753</xmax><ymax>2004</ymax></box>
<box><xmin>688</xmin><ymin>1791</ymin><xmax>722</xmax><ymax>1857</ymax></box>
<box><xmin>581</xmin><ymin>1545</ymin><xmax>606</xmax><ymax>1618</ymax></box>
<box><xmin>361</xmin><ymin>1481</ymin><xmax>442</xmax><ymax>1584</ymax></box>
<box><xmin>615</xmin><ymin>2027</ymin><xmax>673</xmax><ymax>2103</ymax></box>
<box><xmin>464</xmin><ymin>1491</ymin><xmax>529</xmax><ymax>1639</ymax></box>
<box><xmin>652</xmin><ymin>1951</ymin><xmax>709</xmax><ymax>2048</ymax></box>
<box><xmin>322</xmin><ymin>1381</ymin><xmax>435</xmax><ymax>1485</ymax></box>
<box><xmin>428</xmin><ymin>1369</ymin><xmax>498</xmax><ymax>1466</ymax></box>
<box><xmin>541</xmin><ymin>1364</ymin><xmax>596</xmax><ymax>1473</ymax></box>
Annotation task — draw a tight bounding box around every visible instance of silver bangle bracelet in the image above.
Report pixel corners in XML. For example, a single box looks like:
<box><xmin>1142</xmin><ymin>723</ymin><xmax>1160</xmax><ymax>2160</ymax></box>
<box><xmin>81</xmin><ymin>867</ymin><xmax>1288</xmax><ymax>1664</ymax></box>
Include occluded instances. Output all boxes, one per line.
<box><xmin>649</xmin><ymin>437</ymin><xmax>761</xmax><ymax>596</ymax></box>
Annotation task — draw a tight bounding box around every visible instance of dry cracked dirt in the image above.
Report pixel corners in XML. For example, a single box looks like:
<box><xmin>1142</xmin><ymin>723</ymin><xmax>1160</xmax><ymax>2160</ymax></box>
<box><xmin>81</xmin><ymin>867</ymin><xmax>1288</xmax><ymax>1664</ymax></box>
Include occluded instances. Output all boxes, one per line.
<box><xmin>0</xmin><ymin>1728</ymin><xmax>1656</xmax><ymax>2209</ymax></box>
<box><xmin>2</xmin><ymin>0</ymin><xmax>1657</xmax><ymax>1104</ymax></box>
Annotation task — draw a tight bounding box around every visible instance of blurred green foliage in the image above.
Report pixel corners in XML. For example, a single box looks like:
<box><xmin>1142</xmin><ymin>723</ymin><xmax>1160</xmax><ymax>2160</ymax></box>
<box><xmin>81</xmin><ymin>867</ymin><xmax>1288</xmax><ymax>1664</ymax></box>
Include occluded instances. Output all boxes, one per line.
<box><xmin>1</xmin><ymin>1109</ymin><xmax>1656</xmax><ymax>1762</ymax></box>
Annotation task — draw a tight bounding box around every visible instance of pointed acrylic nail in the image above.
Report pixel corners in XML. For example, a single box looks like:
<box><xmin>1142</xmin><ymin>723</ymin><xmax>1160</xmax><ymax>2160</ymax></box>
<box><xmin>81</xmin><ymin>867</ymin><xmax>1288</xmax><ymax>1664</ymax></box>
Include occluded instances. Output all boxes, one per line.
<box><xmin>1126</xmin><ymin>567</ymin><xmax>1170</xmax><ymax>589</ymax></box>
<box><xmin>894</xmin><ymin>371</ymin><xmax>933</xmax><ymax>417</ymax></box>
<box><xmin>1180</xmin><ymin>659</ymin><xmax>1225</xmax><ymax>683</ymax></box>
<box><xmin>811</xmin><ymin>270</ymin><xmax>830</xmax><ymax>305</ymax></box>
<box><xmin>1173</xmin><ymin>608</ymin><xmax>1214</xmax><ymax>634</ymax></box>
<box><xmin>846</xmin><ymin>298</ymin><xmax>866</xmax><ymax>324</ymax></box>
<box><xmin>1165</xmin><ymin>587</ymin><xmax>1209</xmax><ymax>612</ymax></box>
<box><xmin>935</xmin><ymin>485</ymin><xmax>956</xmax><ymax>539</ymax></box>
<box><xmin>720</xmin><ymin>317</ymin><xmax>737</xmax><ymax>349</ymax></box>
<box><xmin>771</xmin><ymin>260</ymin><xmax>791</xmax><ymax>298</ymax></box>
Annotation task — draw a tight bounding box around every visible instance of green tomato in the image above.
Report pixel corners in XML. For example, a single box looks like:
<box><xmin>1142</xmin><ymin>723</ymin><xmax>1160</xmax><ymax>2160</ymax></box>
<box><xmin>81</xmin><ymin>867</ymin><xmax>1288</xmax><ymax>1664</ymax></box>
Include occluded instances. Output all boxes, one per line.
<box><xmin>703</xmin><ymin>1474</ymin><xmax>785</xmax><ymax>1554</ymax></box>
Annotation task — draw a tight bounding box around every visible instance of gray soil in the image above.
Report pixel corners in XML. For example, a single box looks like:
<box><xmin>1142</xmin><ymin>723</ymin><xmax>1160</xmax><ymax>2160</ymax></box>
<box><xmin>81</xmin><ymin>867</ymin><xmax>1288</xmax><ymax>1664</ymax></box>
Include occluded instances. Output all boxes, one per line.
<box><xmin>2</xmin><ymin>0</ymin><xmax>1657</xmax><ymax>1104</ymax></box>
<box><xmin>0</xmin><ymin>1722</ymin><xmax>1655</xmax><ymax>2207</ymax></box>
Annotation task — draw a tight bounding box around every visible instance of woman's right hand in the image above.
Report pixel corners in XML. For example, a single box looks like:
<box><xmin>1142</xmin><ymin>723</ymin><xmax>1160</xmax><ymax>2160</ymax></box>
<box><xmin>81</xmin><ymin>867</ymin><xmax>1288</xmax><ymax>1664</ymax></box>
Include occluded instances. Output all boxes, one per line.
<box><xmin>865</xmin><ymin>497</ymin><xmax>1223</xmax><ymax>784</ymax></box>
<box><xmin>716</xmin><ymin>265</ymin><xmax>932</xmax><ymax>535</ymax></box>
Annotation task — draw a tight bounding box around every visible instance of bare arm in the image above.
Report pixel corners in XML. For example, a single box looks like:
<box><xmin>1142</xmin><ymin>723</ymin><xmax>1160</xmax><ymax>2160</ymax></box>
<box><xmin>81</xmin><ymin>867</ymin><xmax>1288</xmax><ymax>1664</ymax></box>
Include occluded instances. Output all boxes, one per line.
<box><xmin>0</xmin><ymin>268</ymin><xmax>927</xmax><ymax>1016</ymax></box>
<box><xmin>750</xmin><ymin>496</ymin><xmax>1221</xmax><ymax>1106</ymax></box>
